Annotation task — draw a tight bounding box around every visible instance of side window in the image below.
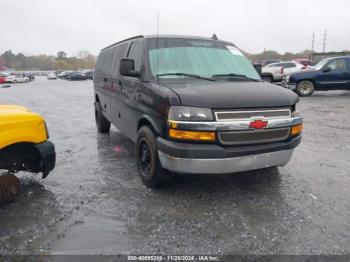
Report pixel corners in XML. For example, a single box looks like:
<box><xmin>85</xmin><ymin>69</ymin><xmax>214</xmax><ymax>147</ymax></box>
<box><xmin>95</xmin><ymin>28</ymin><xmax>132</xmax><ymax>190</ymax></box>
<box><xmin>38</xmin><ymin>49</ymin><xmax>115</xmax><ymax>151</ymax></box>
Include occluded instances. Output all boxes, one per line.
<box><xmin>284</xmin><ymin>63</ymin><xmax>296</xmax><ymax>68</ymax></box>
<box><xmin>127</xmin><ymin>41</ymin><xmax>143</xmax><ymax>72</ymax></box>
<box><xmin>327</xmin><ymin>59</ymin><xmax>347</xmax><ymax>72</ymax></box>
<box><xmin>95</xmin><ymin>53</ymin><xmax>104</xmax><ymax>76</ymax></box>
<box><xmin>111</xmin><ymin>43</ymin><xmax>128</xmax><ymax>78</ymax></box>
<box><xmin>102</xmin><ymin>48</ymin><xmax>115</xmax><ymax>75</ymax></box>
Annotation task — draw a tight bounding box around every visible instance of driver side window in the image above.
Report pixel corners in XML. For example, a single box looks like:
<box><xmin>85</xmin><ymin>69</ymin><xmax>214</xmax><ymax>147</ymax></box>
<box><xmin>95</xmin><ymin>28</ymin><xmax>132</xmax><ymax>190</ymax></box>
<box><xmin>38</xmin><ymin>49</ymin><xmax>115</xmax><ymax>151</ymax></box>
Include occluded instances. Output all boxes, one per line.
<box><xmin>327</xmin><ymin>59</ymin><xmax>346</xmax><ymax>72</ymax></box>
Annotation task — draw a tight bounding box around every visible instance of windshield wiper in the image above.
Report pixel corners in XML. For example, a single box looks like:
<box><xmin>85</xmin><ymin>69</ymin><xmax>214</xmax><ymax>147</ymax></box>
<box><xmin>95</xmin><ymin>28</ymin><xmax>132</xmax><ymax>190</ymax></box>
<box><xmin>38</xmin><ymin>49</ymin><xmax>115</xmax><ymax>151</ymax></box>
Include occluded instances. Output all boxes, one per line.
<box><xmin>212</xmin><ymin>73</ymin><xmax>260</xmax><ymax>82</ymax></box>
<box><xmin>156</xmin><ymin>73</ymin><xmax>215</xmax><ymax>82</ymax></box>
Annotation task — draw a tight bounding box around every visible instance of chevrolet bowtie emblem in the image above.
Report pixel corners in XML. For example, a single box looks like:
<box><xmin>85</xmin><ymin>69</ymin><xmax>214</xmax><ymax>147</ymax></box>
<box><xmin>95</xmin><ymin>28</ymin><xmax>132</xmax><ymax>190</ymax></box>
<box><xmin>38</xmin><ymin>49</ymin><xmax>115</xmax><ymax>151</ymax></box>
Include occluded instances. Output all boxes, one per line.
<box><xmin>249</xmin><ymin>119</ymin><xmax>268</xmax><ymax>129</ymax></box>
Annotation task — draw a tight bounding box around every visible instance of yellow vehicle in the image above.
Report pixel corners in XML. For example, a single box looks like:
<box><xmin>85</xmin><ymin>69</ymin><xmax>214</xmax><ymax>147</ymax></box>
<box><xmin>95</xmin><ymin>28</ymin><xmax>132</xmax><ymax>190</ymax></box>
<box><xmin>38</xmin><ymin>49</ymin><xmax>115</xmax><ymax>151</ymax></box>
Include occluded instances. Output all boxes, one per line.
<box><xmin>0</xmin><ymin>105</ymin><xmax>55</xmax><ymax>203</ymax></box>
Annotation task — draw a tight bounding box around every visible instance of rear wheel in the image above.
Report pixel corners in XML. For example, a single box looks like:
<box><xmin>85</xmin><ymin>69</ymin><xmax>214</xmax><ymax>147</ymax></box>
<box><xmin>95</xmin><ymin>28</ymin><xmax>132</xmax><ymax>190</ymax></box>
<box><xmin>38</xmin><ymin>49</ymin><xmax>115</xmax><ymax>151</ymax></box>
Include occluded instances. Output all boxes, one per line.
<box><xmin>0</xmin><ymin>174</ymin><xmax>20</xmax><ymax>205</ymax></box>
<box><xmin>95</xmin><ymin>102</ymin><xmax>110</xmax><ymax>133</ymax></box>
<box><xmin>296</xmin><ymin>80</ymin><xmax>314</xmax><ymax>96</ymax></box>
<box><xmin>136</xmin><ymin>126</ymin><xmax>172</xmax><ymax>188</ymax></box>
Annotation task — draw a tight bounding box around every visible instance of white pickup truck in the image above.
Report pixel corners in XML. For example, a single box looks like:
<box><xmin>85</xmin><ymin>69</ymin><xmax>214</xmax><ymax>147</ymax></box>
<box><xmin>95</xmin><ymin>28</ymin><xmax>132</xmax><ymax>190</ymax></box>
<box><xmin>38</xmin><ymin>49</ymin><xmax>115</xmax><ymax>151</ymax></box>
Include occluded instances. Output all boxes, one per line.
<box><xmin>261</xmin><ymin>61</ymin><xmax>305</xmax><ymax>83</ymax></box>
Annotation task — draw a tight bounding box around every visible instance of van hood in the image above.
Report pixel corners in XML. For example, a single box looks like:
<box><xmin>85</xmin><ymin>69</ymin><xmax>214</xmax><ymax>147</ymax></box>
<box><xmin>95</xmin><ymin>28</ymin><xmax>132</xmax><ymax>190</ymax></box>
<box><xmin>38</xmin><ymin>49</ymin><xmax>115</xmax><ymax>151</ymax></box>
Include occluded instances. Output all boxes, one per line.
<box><xmin>161</xmin><ymin>81</ymin><xmax>299</xmax><ymax>109</ymax></box>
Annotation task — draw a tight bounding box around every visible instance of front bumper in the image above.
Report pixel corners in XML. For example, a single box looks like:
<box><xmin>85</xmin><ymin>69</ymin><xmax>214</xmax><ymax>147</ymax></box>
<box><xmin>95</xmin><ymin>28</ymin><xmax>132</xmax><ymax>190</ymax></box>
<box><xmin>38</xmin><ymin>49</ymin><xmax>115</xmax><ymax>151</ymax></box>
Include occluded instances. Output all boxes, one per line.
<box><xmin>34</xmin><ymin>141</ymin><xmax>56</xmax><ymax>178</ymax></box>
<box><xmin>282</xmin><ymin>82</ymin><xmax>297</xmax><ymax>90</ymax></box>
<box><xmin>157</xmin><ymin>135</ymin><xmax>301</xmax><ymax>174</ymax></box>
<box><xmin>158</xmin><ymin>149</ymin><xmax>293</xmax><ymax>174</ymax></box>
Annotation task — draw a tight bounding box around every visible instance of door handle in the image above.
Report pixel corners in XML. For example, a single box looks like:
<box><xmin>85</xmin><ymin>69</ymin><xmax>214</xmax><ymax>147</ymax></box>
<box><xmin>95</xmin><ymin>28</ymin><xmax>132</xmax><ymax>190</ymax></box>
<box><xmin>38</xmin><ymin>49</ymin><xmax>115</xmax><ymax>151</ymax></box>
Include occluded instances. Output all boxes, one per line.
<box><xmin>104</xmin><ymin>78</ymin><xmax>107</xmax><ymax>82</ymax></box>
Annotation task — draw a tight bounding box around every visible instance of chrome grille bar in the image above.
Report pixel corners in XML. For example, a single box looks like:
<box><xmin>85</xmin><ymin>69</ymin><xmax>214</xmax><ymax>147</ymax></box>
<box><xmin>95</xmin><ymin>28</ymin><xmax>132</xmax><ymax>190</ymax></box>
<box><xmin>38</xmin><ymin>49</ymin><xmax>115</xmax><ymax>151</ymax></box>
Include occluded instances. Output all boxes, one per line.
<box><xmin>215</xmin><ymin>109</ymin><xmax>291</xmax><ymax>121</ymax></box>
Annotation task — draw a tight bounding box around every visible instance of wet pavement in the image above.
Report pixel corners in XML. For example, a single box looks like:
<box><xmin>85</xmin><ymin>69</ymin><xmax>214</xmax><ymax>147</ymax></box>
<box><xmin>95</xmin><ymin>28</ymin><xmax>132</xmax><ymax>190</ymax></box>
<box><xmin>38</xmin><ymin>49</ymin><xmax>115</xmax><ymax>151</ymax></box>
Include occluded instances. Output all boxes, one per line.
<box><xmin>0</xmin><ymin>77</ymin><xmax>349</xmax><ymax>255</ymax></box>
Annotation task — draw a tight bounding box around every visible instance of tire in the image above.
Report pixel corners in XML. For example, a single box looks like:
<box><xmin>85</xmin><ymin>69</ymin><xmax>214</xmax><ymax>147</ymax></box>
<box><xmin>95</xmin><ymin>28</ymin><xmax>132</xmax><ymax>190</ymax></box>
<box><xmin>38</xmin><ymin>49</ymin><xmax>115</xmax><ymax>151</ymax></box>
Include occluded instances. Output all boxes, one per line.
<box><xmin>262</xmin><ymin>75</ymin><xmax>273</xmax><ymax>83</ymax></box>
<box><xmin>14</xmin><ymin>80</ymin><xmax>17</xmax><ymax>83</ymax></box>
<box><xmin>0</xmin><ymin>174</ymin><xmax>20</xmax><ymax>205</ymax></box>
<box><xmin>136</xmin><ymin>126</ymin><xmax>173</xmax><ymax>188</ymax></box>
<box><xmin>95</xmin><ymin>102</ymin><xmax>110</xmax><ymax>133</ymax></box>
<box><xmin>296</xmin><ymin>80</ymin><xmax>314</xmax><ymax>97</ymax></box>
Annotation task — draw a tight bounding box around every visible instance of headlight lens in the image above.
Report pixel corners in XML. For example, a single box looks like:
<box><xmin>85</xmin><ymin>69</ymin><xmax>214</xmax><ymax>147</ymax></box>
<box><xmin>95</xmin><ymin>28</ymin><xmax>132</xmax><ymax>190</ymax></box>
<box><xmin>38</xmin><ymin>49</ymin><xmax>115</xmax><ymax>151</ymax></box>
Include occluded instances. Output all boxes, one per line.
<box><xmin>168</xmin><ymin>106</ymin><xmax>213</xmax><ymax>121</ymax></box>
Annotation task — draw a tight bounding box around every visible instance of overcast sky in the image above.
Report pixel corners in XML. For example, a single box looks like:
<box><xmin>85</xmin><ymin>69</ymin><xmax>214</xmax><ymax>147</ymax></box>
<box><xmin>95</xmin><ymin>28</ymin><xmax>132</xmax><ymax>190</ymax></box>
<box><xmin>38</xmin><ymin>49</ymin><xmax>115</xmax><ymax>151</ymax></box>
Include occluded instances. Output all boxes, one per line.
<box><xmin>1</xmin><ymin>0</ymin><xmax>349</xmax><ymax>56</ymax></box>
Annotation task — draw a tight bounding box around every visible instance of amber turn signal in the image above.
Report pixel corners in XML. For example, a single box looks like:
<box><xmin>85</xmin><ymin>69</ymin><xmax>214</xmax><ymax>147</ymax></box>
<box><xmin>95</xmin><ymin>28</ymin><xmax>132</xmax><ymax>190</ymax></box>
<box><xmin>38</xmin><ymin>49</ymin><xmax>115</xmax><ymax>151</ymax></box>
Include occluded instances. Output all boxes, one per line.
<box><xmin>291</xmin><ymin>123</ymin><xmax>303</xmax><ymax>136</ymax></box>
<box><xmin>169</xmin><ymin>129</ymin><xmax>215</xmax><ymax>141</ymax></box>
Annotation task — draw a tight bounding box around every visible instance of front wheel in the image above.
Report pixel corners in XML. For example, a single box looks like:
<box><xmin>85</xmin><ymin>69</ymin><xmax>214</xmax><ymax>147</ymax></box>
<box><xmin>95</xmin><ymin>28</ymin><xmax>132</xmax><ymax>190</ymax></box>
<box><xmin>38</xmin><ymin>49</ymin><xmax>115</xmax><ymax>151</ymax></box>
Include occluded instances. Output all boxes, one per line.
<box><xmin>136</xmin><ymin>126</ymin><xmax>172</xmax><ymax>188</ymax></box>
<box><xmin>296</xmin><ymin>80</ymin><xmax>314</xmax><ymax>97</ymax></box>
<box><xmin>95</xmin><ymin>102</ymin><xmax>110</xmax><ymax>133</ymax></box>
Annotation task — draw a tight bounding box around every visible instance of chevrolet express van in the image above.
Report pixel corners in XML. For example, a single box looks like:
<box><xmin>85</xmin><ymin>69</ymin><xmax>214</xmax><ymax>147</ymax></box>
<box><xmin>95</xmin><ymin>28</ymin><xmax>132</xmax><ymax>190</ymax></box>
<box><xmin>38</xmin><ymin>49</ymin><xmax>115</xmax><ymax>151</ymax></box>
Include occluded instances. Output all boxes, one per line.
<box><xmin>94</xmin><ymin>35</ymin><xmax>303</xmax><ymax>187</ymax></box>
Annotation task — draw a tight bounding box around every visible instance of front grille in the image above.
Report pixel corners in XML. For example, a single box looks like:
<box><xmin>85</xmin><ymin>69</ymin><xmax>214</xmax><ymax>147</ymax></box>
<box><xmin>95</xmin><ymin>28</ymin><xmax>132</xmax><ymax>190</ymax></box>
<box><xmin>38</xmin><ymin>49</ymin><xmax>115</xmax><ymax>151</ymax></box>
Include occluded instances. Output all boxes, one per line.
<box><xmin>215</xmin><ymin>109</ymin><xmax>291</xmax><ymax>121</ymax></box>
<box><xmin>218</xmin><ymin>128</ymin><xmax>290</xmax><ymax>145</ymax></box>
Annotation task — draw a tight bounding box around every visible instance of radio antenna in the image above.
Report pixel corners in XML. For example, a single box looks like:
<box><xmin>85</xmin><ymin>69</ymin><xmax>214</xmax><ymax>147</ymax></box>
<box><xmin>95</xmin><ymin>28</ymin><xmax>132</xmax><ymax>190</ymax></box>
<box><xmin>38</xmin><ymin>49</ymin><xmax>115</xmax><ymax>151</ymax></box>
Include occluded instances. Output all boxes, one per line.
<box><xmin>156</xmin><ymin>12</ymin><xmax>160</xmax><ymax>84</ymax></box>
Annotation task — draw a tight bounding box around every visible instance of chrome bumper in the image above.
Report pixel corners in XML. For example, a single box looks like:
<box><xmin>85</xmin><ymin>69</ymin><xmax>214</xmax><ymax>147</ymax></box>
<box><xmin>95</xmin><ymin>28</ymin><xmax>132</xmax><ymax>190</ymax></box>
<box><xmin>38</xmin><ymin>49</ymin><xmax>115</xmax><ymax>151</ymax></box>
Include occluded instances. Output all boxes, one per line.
<box><xmin>158</xmin><ymin>149</ymin><xmax>294</xmax><ymax>174</ymax></box>
<box><xmin>282</xmin><ymin>82</ymin><xmax>297</xmax><ymax>90</ymax></box>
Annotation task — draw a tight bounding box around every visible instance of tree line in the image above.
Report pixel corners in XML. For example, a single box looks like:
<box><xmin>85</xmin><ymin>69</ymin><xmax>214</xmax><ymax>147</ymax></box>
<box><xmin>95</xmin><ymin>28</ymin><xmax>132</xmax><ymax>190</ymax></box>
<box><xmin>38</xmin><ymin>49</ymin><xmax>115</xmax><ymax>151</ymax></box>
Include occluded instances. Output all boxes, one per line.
<box><xmin>248</xmin><ymin>49</ymin><xmax>313</xmax><ymax>63</ymax></box>
<box><xmin>1</xmin><ymin>48</ymin><xmax>348</xmax><ymax>71</ymax></box>
<box><xmin>0</xmin><ymin>50</ymin><xmax>96</xmax><ymax>71</ymax></box>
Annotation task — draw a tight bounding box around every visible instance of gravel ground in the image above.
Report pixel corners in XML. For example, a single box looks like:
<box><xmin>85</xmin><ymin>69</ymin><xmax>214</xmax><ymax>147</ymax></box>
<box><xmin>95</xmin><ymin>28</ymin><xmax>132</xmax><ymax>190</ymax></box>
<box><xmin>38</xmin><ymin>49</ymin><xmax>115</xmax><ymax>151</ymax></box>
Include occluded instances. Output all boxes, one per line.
<box><xmin>0</xmin><ymin>77</ymin><xmax>349</xmax><ymax>255</ymax></box>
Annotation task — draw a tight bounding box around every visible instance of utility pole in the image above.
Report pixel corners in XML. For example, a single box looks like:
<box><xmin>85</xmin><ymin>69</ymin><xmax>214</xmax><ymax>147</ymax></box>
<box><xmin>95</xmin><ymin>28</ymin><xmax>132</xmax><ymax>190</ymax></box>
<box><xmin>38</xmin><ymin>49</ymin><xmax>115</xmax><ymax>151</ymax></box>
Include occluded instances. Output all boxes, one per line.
<box><xmin>310</xmin><ymin>32</ymin><xmax>315</xmax><ymax>63</ymax></box>
<box><xmin>322</xmin><ymin>30</ymin><xmax>327</xmax><ymax>53</ymax></box>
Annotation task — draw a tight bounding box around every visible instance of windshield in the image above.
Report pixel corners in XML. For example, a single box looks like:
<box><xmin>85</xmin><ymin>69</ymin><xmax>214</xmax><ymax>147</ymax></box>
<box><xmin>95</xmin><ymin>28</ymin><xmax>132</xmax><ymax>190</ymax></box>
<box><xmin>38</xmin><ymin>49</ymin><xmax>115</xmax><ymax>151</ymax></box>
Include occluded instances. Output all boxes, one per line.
<box><xmin>313</xmin><ymin>58</ymin><xmax>332</xmax><ymax>70</ymax></box>
<box><xmin>147</xmin><ymin>38</ymin><xmax>260</xmax><ymax>81</ymax></box>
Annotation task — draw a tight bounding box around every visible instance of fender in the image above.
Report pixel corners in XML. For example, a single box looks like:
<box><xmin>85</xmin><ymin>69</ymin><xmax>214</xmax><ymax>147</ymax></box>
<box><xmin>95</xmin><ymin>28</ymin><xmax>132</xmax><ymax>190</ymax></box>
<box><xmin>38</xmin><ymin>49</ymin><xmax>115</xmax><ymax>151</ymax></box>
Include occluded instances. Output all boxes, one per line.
<box><xmin>138</xmin><ymin>114</ymin><xmax>162</xmax><ymax>135</ymax></box>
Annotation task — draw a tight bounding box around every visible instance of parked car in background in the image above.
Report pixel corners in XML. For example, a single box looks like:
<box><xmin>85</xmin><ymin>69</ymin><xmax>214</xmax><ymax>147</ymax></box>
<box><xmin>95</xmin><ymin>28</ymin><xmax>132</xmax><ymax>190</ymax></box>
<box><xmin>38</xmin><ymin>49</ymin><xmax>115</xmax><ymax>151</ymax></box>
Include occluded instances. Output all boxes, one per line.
<box><xmin>283</xmin><ymin>56</ymin><xmax>350</xmax><ymax>96</ymax></box>
<box><xmin>261</xmin><ymin>62</ymin><xmax>284</xmax><ymax>82</ymax></box>
<box><xmin>58</xmin><ymin>71</ymin><xmax>74</xmax><ymax>79</ymax></box>
<box><xmin>21</xmin><ymin>73</ymin><xmax>35</xmax><ymax>81</ymax></box>
<box><xmin>5</xmin><ymin>74</ymin><xmax>29</xmax><ymax>83</ymax></box>
<box><xmin>67</xmin><ymin>73</ymin><xmax>88</xmax><ymax>81</ymax></box>
<box><xmin>261</xmin><ymin>61</ymin><xmax>306</xmax><ymax>82</ymax></box>
<box><xmin>47</xmin><ymin>73</ymin><xmax>57</xmax><ymax>80</ymax></box>
<box><xmin>261</xmin><ymin>59</ymin><xmax>282</xmax><ymax>67</ymax></box>
<box><xmin>293</xmin><ymin>59</ymin><xmax>312</xmax><ymax>67</ymax></box>
<box><xmin>85</xmin><ymin>71</ymin><xmax>94</xmax><ymax>80</ymax></box>
<box><xmin>281</xmin><ymin>61</ymin><xmax>307</xmax><ymax>75</ymax></box>
<box><xmin>0</xmin><ymin>74</ymin><xmax>6</xmax><ymax>84</ymax></box>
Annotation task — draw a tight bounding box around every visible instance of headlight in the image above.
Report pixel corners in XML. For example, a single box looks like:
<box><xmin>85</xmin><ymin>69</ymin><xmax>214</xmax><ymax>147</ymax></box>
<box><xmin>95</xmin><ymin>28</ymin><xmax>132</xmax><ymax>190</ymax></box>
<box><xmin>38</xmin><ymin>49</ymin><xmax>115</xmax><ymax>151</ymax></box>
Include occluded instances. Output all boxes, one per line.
<box><xmin>168</xmin><ymin>106</ymin><xmax>213</xmax><ymax>121</ymax></box>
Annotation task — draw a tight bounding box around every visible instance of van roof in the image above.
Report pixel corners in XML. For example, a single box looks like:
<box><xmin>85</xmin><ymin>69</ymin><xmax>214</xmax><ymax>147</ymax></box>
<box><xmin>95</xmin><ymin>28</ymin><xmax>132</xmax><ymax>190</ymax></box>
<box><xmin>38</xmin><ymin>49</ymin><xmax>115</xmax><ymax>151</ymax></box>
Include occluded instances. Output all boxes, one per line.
<box><xmin>100</xmin><ymin>34</ymin><xmax>235</xmax><ymax>52</ymax></box>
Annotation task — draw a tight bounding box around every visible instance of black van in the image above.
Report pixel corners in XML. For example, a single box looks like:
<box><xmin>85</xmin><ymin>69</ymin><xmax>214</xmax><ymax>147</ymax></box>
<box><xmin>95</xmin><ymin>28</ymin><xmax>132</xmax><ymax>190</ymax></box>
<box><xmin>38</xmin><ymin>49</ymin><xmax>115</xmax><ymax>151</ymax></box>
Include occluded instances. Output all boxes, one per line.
<box><xmin>94</xmin><ymin>35</ymin><xmax>303</xmax><ymax>187</ymax></box>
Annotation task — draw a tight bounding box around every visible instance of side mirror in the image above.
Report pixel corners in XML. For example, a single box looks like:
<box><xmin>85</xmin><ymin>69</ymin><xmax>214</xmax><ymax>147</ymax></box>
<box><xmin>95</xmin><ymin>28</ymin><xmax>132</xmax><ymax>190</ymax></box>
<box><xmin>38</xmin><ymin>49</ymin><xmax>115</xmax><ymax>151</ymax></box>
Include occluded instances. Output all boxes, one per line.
<box><xmin>322</xmin><ymin>66</ymin><xmax>331</xmax><ymax>73</ymax></box>
<box><xmin>119</xmin><ymin>58</ymin><xmax>140</xmax><ymax>77</ymax></box>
